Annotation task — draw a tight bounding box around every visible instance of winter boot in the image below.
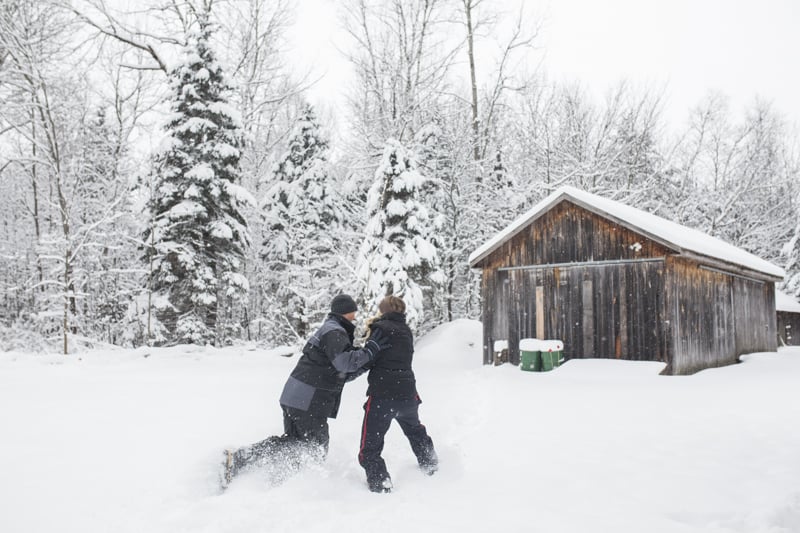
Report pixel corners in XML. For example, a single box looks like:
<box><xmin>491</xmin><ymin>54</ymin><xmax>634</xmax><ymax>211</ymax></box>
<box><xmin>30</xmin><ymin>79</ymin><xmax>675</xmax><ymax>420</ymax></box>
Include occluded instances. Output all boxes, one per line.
<box><xmin>220</xmin><ymin>448</ymin><xmax>241</xmax><ymax>490</ymax></box>
<box><xmin>368</xmin><ymin>477</ymin><xmax>393</xmax><ymax>493</ymax></box>
<box><xmin>419</xmin><ymin>449</ymin><xmax>439</xmax><ymax>476</ymax></box>
<box><xmin>420</xmin><ymin>461</ymin><xmax>438</xmax><ymax>476</ymax></box>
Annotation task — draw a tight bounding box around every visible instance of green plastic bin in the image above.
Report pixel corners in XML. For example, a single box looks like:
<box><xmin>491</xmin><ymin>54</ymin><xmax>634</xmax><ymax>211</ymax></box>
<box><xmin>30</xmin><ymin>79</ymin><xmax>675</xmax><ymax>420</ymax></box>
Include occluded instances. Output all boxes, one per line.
<box><xmin>519</xmin><ymin>339</ymin><xmax>542</xmax><ymax>372</ymax></box>
<box><xmin>539</xmin><ymin>340</ymin><xmax>564</xmax><ymax>371</ymax></box>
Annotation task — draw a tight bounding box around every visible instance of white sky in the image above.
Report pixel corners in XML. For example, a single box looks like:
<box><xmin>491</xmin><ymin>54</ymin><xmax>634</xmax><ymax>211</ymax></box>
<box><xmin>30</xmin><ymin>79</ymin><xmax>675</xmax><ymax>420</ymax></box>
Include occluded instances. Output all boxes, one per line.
<box><xmin>288</xmin><ymin>0</ymin><xmax>800</xmax><ymax>131</ymax></box>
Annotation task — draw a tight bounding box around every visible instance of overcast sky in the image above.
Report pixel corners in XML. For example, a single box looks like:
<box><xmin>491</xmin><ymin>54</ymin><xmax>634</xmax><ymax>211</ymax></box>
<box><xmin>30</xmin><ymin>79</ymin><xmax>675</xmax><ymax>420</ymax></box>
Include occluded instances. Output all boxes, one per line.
<box><xmin>287</xmin><ymin>0</ymin><xmax>800</xmax><ymax>131</ymax></box>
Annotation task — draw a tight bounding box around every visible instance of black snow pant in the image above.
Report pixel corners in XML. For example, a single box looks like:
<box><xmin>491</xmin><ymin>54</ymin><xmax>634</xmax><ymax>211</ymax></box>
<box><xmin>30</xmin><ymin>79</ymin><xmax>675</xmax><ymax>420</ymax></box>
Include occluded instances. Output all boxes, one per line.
<box><xmin>232</xmin><ymin>406</ymin><xmax>328</xmax><ymax>482</ymax></box>
<box><xmin>358</xmin><ymin>396</ymin><xmax>437</xmax><ymax>489</ymax></box>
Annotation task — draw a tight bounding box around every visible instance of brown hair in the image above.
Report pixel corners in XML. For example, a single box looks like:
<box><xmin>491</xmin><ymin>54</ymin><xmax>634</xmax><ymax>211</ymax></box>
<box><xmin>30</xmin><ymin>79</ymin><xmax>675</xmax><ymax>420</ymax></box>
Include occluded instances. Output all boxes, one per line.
<box><xmin>378</xmin><ymin>295</ymin><xmax>406</xmax><ymax>315</ymax></box>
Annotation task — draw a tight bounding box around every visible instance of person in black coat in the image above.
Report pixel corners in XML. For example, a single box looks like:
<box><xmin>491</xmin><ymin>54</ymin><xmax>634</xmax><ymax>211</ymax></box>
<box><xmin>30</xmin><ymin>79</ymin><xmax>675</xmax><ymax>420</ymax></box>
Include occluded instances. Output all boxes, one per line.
<box><xmin>358</xmin><ymin>295</ymin><xmax>438</xmax><ymax>493</ymax></box>
<box><xmin>221</xmin><ymin>294</ymin><xmax>390</xmax><ymax>488</ymax></box>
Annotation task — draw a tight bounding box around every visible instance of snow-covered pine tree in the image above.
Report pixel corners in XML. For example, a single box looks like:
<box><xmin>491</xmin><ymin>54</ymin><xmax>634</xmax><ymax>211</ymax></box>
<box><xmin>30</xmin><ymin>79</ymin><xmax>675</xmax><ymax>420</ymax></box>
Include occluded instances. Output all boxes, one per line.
<box><xmin>783</xmin><ymin>220</ymin><xmax>800</xmax><ymax>299</ymax></box>
<box><xmin>259</xmin><ymin>103</ymin><xmax>343</xmax><ymax>342</ymax></box>
<box><xmin>143</xmin><ymin>10</ymin><xmax>253</xmax><ymax>346</ymax></box>
<box><xmin>415</xmin><ymin>120</ymin><xmax>468</xmax><ymax>324</ymax></box>
<box><xmin>358</xmin><ymin>138</ymin><xmax>444</xmax><ymax>331</ymax></box>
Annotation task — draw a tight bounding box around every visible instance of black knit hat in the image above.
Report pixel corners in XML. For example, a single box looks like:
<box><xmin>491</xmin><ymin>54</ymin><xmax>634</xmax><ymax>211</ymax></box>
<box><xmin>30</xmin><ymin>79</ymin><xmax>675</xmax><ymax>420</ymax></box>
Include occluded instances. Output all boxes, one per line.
<box><xmin>330</xmin><ymin>294</ymin><xmax>358</xmax><ymax>315</ymax></box>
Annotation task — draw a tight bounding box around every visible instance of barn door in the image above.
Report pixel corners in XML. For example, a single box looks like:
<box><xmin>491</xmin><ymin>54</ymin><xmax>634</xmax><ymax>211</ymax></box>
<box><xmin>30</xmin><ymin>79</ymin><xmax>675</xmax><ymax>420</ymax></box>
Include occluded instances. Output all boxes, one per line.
<box><xmin>540</xmin><ymin>261</ymin><xmax>665</xmax><ymax>362</ymax></box>
<box><xmin>502</xmin><ymin>260</ymin><xmax>665</xmax><ymax>363</ymax></box>
<box><xmin>574</xmin><ymin>261</ymin><xmax>665</xmax><ymax>361</ymax></box>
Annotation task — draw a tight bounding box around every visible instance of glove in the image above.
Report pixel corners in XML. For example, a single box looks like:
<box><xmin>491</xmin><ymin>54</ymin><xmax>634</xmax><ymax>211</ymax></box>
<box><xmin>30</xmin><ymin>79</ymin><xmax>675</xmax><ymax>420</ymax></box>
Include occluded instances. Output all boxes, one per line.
<box><xmin>364</xmin><ymin>328</ymin><xmax>392</xmax><ymax>360</ymax></box>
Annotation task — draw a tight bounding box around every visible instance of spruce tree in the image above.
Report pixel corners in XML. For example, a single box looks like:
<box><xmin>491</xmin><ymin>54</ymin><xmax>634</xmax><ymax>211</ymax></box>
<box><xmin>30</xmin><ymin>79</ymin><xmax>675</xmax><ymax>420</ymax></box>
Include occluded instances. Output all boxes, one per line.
<box><xmin>260</xmin><ymin>104</ymin><xmax>342</xmax><ymax>341</ymax></box>
<box><xmin>144</xmin><ymin>11</ymin><xmax>252</xmax><ymax>346</ymax></box>
<box><xmin>783</xmin><ymin>221</ymin><xmax>800</xmax><ymax>299</ymax></box>
<box><xmin>357</xmin><ymin>138</ymin><xmax>443</xmax><ymax>330</ymax></box>
<box><xmin>416</xmin><ymin>121</ymin><xmax>459</xmax><ymax>324</ymax></box>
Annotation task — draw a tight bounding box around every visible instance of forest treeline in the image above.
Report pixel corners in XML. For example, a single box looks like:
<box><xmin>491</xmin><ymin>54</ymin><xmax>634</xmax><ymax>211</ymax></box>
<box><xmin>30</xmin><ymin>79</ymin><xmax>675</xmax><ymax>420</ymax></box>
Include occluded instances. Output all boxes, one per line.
<box><xmin>1</xmin><ymin>0</ymin><xmax>798</xmax><ymax>352</ymax></box>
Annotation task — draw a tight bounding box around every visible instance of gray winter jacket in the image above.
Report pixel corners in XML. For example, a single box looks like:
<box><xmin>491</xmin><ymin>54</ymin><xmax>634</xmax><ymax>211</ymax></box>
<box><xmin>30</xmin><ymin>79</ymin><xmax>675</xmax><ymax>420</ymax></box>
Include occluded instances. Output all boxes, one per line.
<box><xmin>279</xmin><ymin>313</ymin><xmax>374</xmax><ymax>418</ymax></box>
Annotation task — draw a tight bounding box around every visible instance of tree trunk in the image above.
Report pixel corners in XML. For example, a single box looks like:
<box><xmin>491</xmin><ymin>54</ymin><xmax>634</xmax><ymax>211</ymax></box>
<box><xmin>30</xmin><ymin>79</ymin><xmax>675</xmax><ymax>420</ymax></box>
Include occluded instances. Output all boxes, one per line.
<box><xmin>30</xmin><ymin>104</ymin><xmax>44</xmax><ymax>291</ymax></box>
<box><xmin>463</xmin><ymin>0</ymin><xmax>481</xmax><ymax>166</ymax></box>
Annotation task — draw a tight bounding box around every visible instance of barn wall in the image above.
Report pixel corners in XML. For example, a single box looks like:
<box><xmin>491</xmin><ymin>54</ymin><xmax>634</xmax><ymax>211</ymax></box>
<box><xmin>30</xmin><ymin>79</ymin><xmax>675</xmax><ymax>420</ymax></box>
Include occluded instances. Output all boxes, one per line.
<box><xmin>733</xmin><ymin>277</ymin><xmax>777</xmax><ymax>355</ymax></box>
<box><xmin>479</xmin><ymin>201</ymin><xmax>673</xmax><ymax>365</ymax></box>
<box><xmin>480</xmin><ymin>201</ymin><xmax>673</xmax><ymax>270</ymax></box>
<box><xmin>665</xmin><ymin>258</ymin><xmax>735</xmax><ymax>374</ymax></box>
<box><xmin>665</xmin><ymin>258</ymin><xmax>776</xmax><ymax>374</ymax></box>
<box><xmin>486</xmin><ymin>260</ymin><xmax>668</xmax><ymax>366</ymax></box>
<box><xmin>477</xmin><ymin>200</ymin><xmax>778</xmax><ymax>373</ymax></box>
<box><xmin>777</xmin><ymin>311</ymin><xmax>800</xmax><ymax>346</ymax></box>
<box><xmin>481</xmin><ymin>269</ymin><xmax>510</xmax><ymax>364</ymax></box>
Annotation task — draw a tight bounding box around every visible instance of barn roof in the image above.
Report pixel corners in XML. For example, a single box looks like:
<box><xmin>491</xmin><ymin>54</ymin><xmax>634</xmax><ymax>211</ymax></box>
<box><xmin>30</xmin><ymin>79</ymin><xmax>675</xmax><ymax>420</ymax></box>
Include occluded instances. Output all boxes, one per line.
<box><xmin>468</xmin><ymin>185</ymin><xmax>785</xmax><ymax>280</ymax></box>
<box><xmin>776</xmin><ymin>289</ymin><xmax>800</xmax><ymax>313</ymax></box>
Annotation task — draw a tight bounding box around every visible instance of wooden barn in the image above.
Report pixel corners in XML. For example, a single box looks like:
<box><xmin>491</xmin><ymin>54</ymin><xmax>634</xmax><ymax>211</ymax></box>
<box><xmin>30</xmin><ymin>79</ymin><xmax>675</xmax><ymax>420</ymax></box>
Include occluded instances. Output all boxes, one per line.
<box><xmin>776</xmin><ymin>289</ymin><xmax>800</xmax><ymax>346</ymax></box>
<box><xmin>469</xmin><ymin>186</ymin><xmax>785</xmax><ymax>375</ymax></box>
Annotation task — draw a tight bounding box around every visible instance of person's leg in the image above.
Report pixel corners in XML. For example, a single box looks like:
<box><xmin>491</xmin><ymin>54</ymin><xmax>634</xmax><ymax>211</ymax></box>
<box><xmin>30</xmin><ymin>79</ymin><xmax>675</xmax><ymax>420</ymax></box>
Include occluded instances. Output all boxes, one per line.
<box><xmin>395</xmin><ymin>399</ymin><xmax>438</xmax><ymax>474</ymax></box>
<box><xmin>358</xmin><ymin>396</ymin><xmax>395</xmax><ymax>492</ymax></box>
<box><xmin>223</xmin><ymin>433</ymin><xmax>289</xmax><ymax>487</ymax></box>
<box><xmin>283</xmin><ymin>405</ymin><xmax>329</xmax><ymax>459</ymax></box>
<box><xmin>225</xmin><ymin>407</ymin><xmax>327</xmax><ymax>486</ymax></box>
<box><xmin>237</xmin><ymin>435</ymin><xmax>286</xmax><ymax>462</ymax></box>
<box><xmin>227</xmin><ymin>406</ymin><xmax>318</xmax><ymax>476</ymax></box>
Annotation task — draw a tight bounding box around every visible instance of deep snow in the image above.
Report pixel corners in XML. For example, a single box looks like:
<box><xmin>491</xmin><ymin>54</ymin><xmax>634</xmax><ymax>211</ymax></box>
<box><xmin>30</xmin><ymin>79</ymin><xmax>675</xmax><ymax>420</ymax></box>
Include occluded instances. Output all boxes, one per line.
<box><xmin>2</xmin><ymin>320</ymin><xmax>800</xmax><ymax>533</ymax></box>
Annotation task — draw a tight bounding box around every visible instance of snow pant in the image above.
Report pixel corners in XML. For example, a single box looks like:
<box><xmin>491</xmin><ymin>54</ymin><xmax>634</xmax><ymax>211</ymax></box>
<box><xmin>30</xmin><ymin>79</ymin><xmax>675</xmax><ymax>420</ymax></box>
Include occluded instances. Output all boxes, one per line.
<box><xmin>281</xmin><ymin>404</ymin><xmax>330</xmax><ymax>453</ymax></box>
<box><xmin>231</xmin><ymin>406</ymin><xmax>328</xmax><ymax>482</ymax></box>
<box><xmin>358</xmin><ymin>396</ymin><xmax>437</xmax><ymax>488</ymax></box>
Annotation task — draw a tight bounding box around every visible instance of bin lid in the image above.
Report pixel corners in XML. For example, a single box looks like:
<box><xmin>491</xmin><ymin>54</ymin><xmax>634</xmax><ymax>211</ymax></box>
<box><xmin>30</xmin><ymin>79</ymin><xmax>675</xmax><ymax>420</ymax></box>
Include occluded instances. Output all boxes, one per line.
<box><xmin>541</xmin><ymin>340</ymin><xmax>563</xmax><ymax>351</ymax></box>
<box><xmin>519</xmin><ymin>338</ymin><xmax>563</xmax><ymax>351</ymax></box>
<box><xmin>519</xmin><ymin>338</ymin><xmax>543</xmax><ymax>351</ymax></box>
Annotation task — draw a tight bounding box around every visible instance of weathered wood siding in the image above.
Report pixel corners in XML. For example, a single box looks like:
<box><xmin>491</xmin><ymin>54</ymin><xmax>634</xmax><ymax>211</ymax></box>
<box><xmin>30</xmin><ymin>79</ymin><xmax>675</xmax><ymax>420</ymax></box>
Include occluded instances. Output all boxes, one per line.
<box><xmin>777</xmin><ymin>311</ymin><xmax>800</xmax><ymax>346</ymax></box>
<box><xmin>733</xmin><ymin>277</ymin><xmax>777</xmax><ymax>355</ymax></box>
<box><xmin>478</xmin><ymin>200</ymin><xmax>778</xmax><ymax>374</ymax></box>
<box><xmin>665</xmin><ymin>257</ymin><xmax>777</xmax><ymax>374</ymax></box>
<box><xmin>480</xmin><ymin>202</ymin><xmax>672</xmax><ymax>365</ymax></box>
<box><xmin>482</xmin><ymin>269</ymin><xmax>510</xmax><ymax>364</ymax></box>
<box><xmin>478</xmin><ymin>201</ymin><xmax>671</xmax><ymax>271</ymax></box>
<box><xmin>665</xmin><ymin>258</ymin><xmax>736</xmax><ymax>374</ymax></box>
<box><xmin>489</xmin><ymin>261</ymin><xmax>668</xmax><ymax>365</ymax></box>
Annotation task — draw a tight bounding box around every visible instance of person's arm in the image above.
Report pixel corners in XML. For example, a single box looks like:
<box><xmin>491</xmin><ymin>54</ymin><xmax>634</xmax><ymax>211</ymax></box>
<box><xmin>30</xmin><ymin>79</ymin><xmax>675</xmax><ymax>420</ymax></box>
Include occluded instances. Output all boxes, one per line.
<box><xmin>344</xmin><ymin>364</ymin><xmax>370</xmax><ymax>382</ymax></box>
<box><xmin>325</xmin><ymin>328</ymin><xmax>390</xmax><ymax>374</ymax></box>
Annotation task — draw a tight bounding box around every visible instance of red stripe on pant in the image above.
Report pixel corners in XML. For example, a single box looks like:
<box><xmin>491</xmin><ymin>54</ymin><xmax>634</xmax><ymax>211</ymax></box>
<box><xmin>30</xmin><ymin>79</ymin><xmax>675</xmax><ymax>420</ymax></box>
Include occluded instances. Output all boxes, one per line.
<box><xmin>358</xmin><ymin>396</ymin><xmax>373</xmax><ymax>463</ymax></box>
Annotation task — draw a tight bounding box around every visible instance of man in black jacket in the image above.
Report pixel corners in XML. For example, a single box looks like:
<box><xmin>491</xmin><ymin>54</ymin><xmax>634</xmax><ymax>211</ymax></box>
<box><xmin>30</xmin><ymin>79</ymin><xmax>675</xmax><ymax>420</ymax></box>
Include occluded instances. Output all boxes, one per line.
<box><xmin>221</xmin><ymin>294</ymin><xmax>390</xmax><ymax>488</ymax></box>
<box><xmin>358</xmin><ymin>295</ymin><xmax>438</xmax><ymax>493</ymax></box>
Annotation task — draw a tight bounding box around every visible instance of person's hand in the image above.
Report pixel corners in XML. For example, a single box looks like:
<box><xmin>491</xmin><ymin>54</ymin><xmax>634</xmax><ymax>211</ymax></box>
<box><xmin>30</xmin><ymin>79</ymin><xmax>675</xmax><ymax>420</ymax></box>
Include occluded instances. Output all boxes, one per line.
<box><xmin>364</xmin><ymin>328</ymin><xmax>391</xmax><ymax>360</ymax></box>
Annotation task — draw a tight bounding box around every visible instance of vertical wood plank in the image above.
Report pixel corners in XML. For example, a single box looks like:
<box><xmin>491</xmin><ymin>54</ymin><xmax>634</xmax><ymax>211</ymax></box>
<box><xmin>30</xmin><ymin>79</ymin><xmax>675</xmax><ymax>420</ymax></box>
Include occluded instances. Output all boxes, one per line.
<box><xmin>536</xmin><ymin>285</ymin><xmax>545</xmax><ymax>339</ymax></box>
<box><xmin>619</xmin><ymin>267</ymin><xmax>627</xmax><ymax>359</ymax></box>
<box><xmin>582</xmin><ymin>279</ymin><xmax>594</xmax><ymax>356</ymax></box>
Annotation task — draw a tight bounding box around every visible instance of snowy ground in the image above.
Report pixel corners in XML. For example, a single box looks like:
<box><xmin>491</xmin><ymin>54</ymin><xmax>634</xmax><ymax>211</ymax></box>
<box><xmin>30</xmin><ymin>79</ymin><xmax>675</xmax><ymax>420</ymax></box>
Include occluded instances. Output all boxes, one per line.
<box><xmin>2</xmin><ymin>320</ymin><xmax>800</xmax><ymax>533</ymax></box>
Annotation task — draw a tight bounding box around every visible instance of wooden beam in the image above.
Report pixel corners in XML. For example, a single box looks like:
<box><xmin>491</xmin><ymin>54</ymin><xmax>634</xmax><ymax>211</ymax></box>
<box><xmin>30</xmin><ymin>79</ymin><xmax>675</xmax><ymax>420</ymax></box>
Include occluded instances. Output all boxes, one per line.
<box><xmin>536</xmin><ymin>286</ymin><xmax>544</xmax><ymax>339</ymax></box>
<box><xmin>582</xmin><ymin>279</ymin><xmax>594</xmax><ymax>356</ymax></box>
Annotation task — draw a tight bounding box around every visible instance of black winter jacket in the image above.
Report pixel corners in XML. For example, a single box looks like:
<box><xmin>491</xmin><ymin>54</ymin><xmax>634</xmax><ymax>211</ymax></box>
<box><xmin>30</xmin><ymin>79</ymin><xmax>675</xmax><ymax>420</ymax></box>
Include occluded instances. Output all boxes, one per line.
<box><xmin>280</xmin><ymin>313</ymin><xmax>374</xmax><ymax>419</ymax></box>
<box><xmin>366</xmin><ymin>312</ymin><xmax>418</xmax><ymax>400</ymax></box>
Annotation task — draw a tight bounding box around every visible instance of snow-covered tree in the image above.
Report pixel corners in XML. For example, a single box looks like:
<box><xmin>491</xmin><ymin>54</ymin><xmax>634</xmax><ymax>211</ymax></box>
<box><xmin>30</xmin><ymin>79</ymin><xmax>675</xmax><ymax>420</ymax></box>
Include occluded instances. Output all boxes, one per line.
<box><xmin>259</xmin><ymin>103</ymin><xmax>344</xmax><ymax>342</ymax></box>
<box><xmin>70</xmin><ymin>107</ymin><xmax>133</xmax><ymax>345</ymax></box>
<box><xmin>358</xmin><ymin>138</ymin><xmax>443</xmax><ymax>330</ymax></box>
<box><xmin>143</xmin><ymin>10</ymin><xmax>253</xmax><ymax>346</ymax></box>
<box><xmin>783</xmin><ymin>219</ymin><xmax>800</xmax><ymax>299</ymax></box>
<box><xmin>0</xmin><ymin>3</ymin><xmax>144</xmax><ymax>353</ymax></box>
<box><xmin>673</xmin><ymin>98</ymin><xmax>796</xmax><ymax>263</ymax></box>
<box><xmin>415</xmin><ymin>118</ymin><xmax>474</xmax><ymax>323</ymax></box>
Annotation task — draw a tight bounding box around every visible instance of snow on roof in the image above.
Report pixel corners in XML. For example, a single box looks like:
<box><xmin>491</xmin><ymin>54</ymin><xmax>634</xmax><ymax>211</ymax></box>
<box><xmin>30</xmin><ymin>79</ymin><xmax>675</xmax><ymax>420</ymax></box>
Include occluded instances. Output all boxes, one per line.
<box><xmin>468</xmin><ymin>185</ymin><xmax>785</xmax><ymax>280</ymax></box>
<box><xmin>776</xmin><ymin>289</ymin><xmax>800</xmax><ymax>313</ymax></box>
